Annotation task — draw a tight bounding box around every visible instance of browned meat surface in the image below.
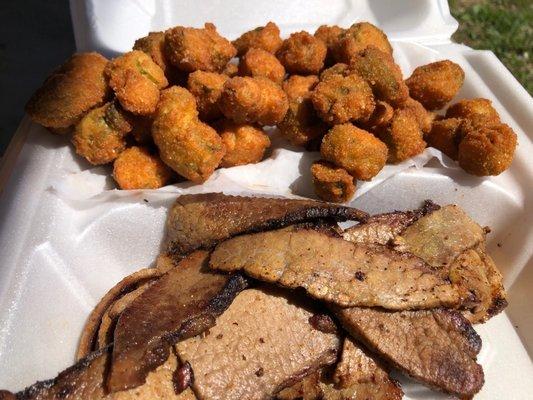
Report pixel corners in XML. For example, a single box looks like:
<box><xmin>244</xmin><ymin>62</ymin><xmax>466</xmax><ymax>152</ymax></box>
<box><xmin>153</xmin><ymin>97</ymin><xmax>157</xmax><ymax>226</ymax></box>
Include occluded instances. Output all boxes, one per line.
<box><xmin>175</xmin><ymin>287</ymin><xmax>340</xmax><ymax>400</ymax></box>
<box><xmin>342</xmin><ymin>200</ymin><xmax>439</xmax><ymax>245</ymax></box>
<box><xmin>275</xmin><ymin>372</ymin><xmax>323</xmax><ymax>400</ymax></box>
<box><xmin>393</xmin><ymin>205</ymin><xmax>486</xmax><ymax>268</ymax></box>
<box><xmin>77</xmin><ymin>268</ymin><xmax>164</xmax><ymax>360</ymax></box>
<box><xmin>15</xmin><ymin>347</ymin><xmax>195</xmax><ymax>400</ymax></box>
<box><xmin>161</xmin><ymin>193</ymin><xmax>368</xmax><ymax>258</ymax></box>
<box><xmin>210</xmin><ymin>226</ymin><xmax>464</xmax><ymax>309</ymax></box>
<box><xmin>109</xmin><ymin>251</ymin><xmax>248</xmax><ymax>392</ymax></box>
<box><xmin>334</xmin><ymin>307</ymin><xmax>483</xmax><ymax>397</ymax></box>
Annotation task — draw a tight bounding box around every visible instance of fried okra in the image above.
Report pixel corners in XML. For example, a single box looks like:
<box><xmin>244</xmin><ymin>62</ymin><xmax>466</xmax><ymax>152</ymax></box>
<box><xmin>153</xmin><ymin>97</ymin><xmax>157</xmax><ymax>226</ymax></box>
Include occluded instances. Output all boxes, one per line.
<box><xmin>377</xmin><ymin>108</ymin><xmax>426</xmax><ymax>163</ymax></box>
<box><xmin>187</xmin><ymin>71</ymin><xmax>228</xmax><ymax>120</ymax></box>
<box><xmin>72</xmin><ymin>102</ymin><xmax>131</xmax><ymax>165</ymax></box>
<box><xmin>26</xmin><ymin>52</ymin><xmax>109</xmax><ymax>130</ymax></box>
<box><xmin>350</xmin><ymin>46</ymin><xmax>409</xmax><ymax>107</ymax></box>
<box><xmin>426</xmin><ymin>118</ymin><xmax>469</xmax><ymax>160</ymax></box>
<box><xmin>320</xmin><ymin>124</ymin><xmax>388</xmax><ymax>180</ymax></box>
<box><xmin>333</xmin><ymin>22</ymin><xmax>392</xmax><ymax>64</ymax></box>
<box><xmin>314</xmin><ymin>25</ymin><xmax>345</xmax><ymax>66</ymax></box>
<box><xmin>219</xmin><ymin>76</ymin><xmax>289</xmax><ymax>125</ymax></box>
<box><xmin>319</xmin><ymin>63</ymin><xmax>350</xmax><ymax>81</ymax></box>
<box><xmin>222</xmin><ymin>62</ymin><xmax>239</xmax><ymax>77</ymax></box>
<box><xmin>445</xmin><ymin>98</ymin><xmax>500</xmax><ymax>127</ymax></box>
<box><xmin>278</xmin><ymin>75</ymin><xmax>327</xmax><ymax>146</ymax></box>
<box><xmin>129</xmin><ymin>115</ymin><xmax>154</xmax><ymax>145</ymax></box>
<box><xmin>113</xmin><ymin>146</ymin><xmax>173</xmax><ymax>189</ymax></box>
<box><xmin>458</xmin><ymin>123</ymin><xmax>517</xmax><ymax>176</ymax></box>
<box><xmin>152</xmin><ymin>86</ymin><xmax>225</xmax><ymax>182</ymax></box>
<box><xmin>165</xmin><ymin>23</ymin><xmax>236</xmax><ymax>72</ymax></box>
<box><xmin>105</xmin><ymin>50</ymin><xmax>168</xmax><ymax>115</ymax></box>
<box><xmin>362</xmin><ymin>100</ymin><xmax>394</xmax><ymax>130</ymax></box>
<box><xmin>233</xmin><ymin>21</ymin><xmax>283</xmax><ymax>56</ymax></box>
<box><xmin>311</xmin><ymin>73</ymin><xmax>375</xmax><ymax>124</ymax></box>
<box><xmin>216</xmin><ymin>120</ymin><xmax>271</xmax><ymax>167</ymax></box>
<box><xmin>133</xmin><ymin>32</ymin><xmax>170</xmax><ymax>73</ymax></box>
<box><xmin>406</xmin><ymin>60</ymin><xmax>465</xmax><ymax>110</ymax></box>
<box><xmin>238</xmin><ymin>48</ymin><xmax>285</xmax><ymax>84</ymax></box>
<box><xmin>276</xmin><ymin>31</ymin><xmax>327</xmax><ymax>75</ymax></box>
<box><xmin>311</xmin><ymin>160</ymin><xmax>356</xmax><ymax>203</ymax></box>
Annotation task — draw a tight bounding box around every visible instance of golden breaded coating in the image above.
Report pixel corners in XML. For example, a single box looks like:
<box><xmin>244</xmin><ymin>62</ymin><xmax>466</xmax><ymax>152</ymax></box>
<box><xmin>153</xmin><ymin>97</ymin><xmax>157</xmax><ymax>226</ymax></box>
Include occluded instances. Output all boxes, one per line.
<box><xmin>278</xmin><ymin>75</ymin><xmax>327</xmax><ymax>146</ymax></box>
<box><xmin>402</xmin><ymin>97</ymin><xmax>434</xmax><ymax>134</ymax></box>
<box><xmin>458</xmin><ymin>123</ymin><xmax>517</xmax><ymax>176</ymax></box>
<box><xmin>377</xmin><ymin>108</ymin><xmax>426</xmax><ymax>163</ymax></box>
<box><xmin>426</xmin><ymin>118</ymin><xmax>469</xmax><ymax>160</ymax></box>
<box><xmin>113</xmin><ymin>146</ymin><xmax>174</xmax><ymax>189</ymax></box>
<box><xmin>26</xmin><ymin>52</ymin><xmax>109</xmax><ymax>130</ymax></box>
<box><xmin>238</xmin><ymin>48</ymin><xmax>285</xmax><ymax>84</ymax></box>
<box><xmin>362</xmin><ymin>100</ymin><xmax>394</xmax><ymax>130</ymax></box>
<box><xmin>350</xmin><ymin>46</ymin><xmax>408</xmax><ymax>107</ymax></box>
<box><xmin>187</xmin><ymin>71</ymin><xmax>228</xmax><ymax>121</ymax></box>
<box><xmin>406</xmin><ymin>60</ymin><xmax>465</xmax><ymax>110</ymax></box>
<box><xmin>222</xmin><ymin>62</ymin><xmax>239</xmax><ymax>77</ymax></box>
<box><xmin>219</xmin><ymin>76</ymin><xmax>289</xmax><ymax>125</ymax></box>
<box><xmin>216</xmin><ymin>120</ymin><xmax>271</xmax><ymax>167</ymax></box>
<box><xmin>233</xmin><ymin>21</ymin><xmax>283</xmax><ymax>56</ymax></box>
<box><xmin>72</xmin><ymin>102</ymin><xmax>131</xmax><ymax>165</ymax></box>
<box><xmin>276</xmin><ymin>31</ymin><xmax>327</xmax><ymax>75</ymax></box>
<box><xmin>320</xmin><ymin>123</ymin><xmax>388</xmax><ymax>180</ymax></box>
<box><xmin>314</xmin><ymin>25</ymin><xmax>345</xmax><ymax>66</ymax></box>
<box><xmin>333</xmin><ymin>22</ymin><xmax>393</xmax><ymax>64</ymax></box>
<box><xmin>445</xmin><ymin>98</ymin><xmax>500</xmax><ymax>127</ymax></box>
<box><xmin>311</xmin><ymin>160</ymin><xmax>356</xmax><ymax>203</ymax></box>
<box><xmin>133</xmin><ymin>32</ymin><xmax>170</xmax><ymax>73</ymax></box>
<box><xmin>152</xmin><ymin>86</ymin><xmax>225</xmax><ymax>182</ymax></box>
<box><xmin>165</xmin><ymin>23</ymin><xmax>236</xmax><ymax>72</ymax></box>
<box><xmin>311</xmin><ymin>73</ymin><xmax>375</xmax><ymax>124</ymax></box>
<box><xmin>319</xmin><ymin>63</ymin><xmax>350</xmax><ymax>81</ymax></box>
<box><xmin>106</xmin><ymin>50</ymin><xmax>168</xmax><ymax>115</ymax></box>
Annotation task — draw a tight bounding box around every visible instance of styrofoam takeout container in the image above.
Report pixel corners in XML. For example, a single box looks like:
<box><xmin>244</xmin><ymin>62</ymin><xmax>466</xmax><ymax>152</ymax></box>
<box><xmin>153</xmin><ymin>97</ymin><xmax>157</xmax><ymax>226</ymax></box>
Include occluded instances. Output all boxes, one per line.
<box><xmin>0</xmin><ymin>0</ymin><xmax>532</xmax><ymax>397</ymax></box>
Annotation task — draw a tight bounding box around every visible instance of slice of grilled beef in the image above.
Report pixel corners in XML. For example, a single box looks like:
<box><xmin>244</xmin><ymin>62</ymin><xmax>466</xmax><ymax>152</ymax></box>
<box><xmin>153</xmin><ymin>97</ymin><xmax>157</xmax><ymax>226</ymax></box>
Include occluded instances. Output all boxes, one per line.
<box><xmin>174</xmin><ymin>287</ymin><xmax>341</xmax><ymax>400</ymax></box>
<box><xmin>14</xmin><ymin>347</ymin><xmax>196</xmax><ymax>400</ymax></box>
<box><xmin>161</xmin><ymin>193</ymin><xmax>368</xmax><ymax>261</ymax></box>
<box><xmin>108</xmin><ymin>251</ymin><xmax>249</xmax><ymax>392</ymax></box>
<box><xmin>210</xmin><ymin>226</ymin><xmax>464</xmax><ymax>310</ymax></box>
<box><xmin>334</xmin><ymin>307</ymin><xmax>483</xmax><ymax>397</ymax></box>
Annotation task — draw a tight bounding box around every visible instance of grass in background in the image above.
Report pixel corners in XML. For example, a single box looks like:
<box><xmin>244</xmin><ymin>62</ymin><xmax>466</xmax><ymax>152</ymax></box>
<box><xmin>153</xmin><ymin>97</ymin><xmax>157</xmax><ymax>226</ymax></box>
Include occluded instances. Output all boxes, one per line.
<box><xmin>450</xmin><ymin>0</ymin><xmax>533</xmax><ymax>95</ymax></box>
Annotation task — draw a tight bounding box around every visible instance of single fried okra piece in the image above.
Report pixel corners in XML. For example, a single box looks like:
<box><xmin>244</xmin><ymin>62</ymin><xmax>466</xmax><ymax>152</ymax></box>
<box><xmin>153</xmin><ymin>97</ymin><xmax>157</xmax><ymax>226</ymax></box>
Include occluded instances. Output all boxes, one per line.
<box><xmin>321</xmin><ymin>123</ymin><xmax>388</xmax><ymax>180</ymax></box>
<box><xmin>445</xmin><ymin>98</ymin><xmax>500</xmax><ymax>127</ymax></box>
<box><xmin>314</xmin><ymin>25</ymin><xmax>345</xmax><ymax>66</ymax></box>
<box><xmin>276</xmin><ymin>31</ymin><xmax>327</xmax><ymax>75</ymax></box>
<box><xmin>233</xmin><ymin>21</ymin><xmax>283</xmax><ymax>56</ymax></box>
<box><xmin>239</xmin><ymin>48</ymin><xmax>286</xmax><ymax>84</ymax></box>
<box><xmin>113</xmin><ymin>146</ymin><xmax>174</xmax><ymax>189</ymax></box>
<box><xmin>426</xmin><ymin>118</ymin><xmax>470</xmax><ymax>160</ymax></box>
<box><xmin>165</xmin><ymin>23</ymin><xmax>236</xmax><ymax>72</ymax></box>
<box><xmin>219</xmin><ymin>76</ymin><xmax>289</xmax><ymax>125</ymax></box>
<box><xmin>333</xmin><ymin>22</ymin><xmax>393</xmax><ymax>64</ymax></box>
<box><xmin>311</xmin><ymin>160</ymin><xmax>356</xmax><ymax>203</ymax></box>
<box><xmin>187</xmin><ymin>71</ymin><xmax>228</xmax><ymax>121</ymax></box>
<box><xmin>406</xmin><ymin>60</ymin><xmax>465</xmax><ymax>110</ymax></box>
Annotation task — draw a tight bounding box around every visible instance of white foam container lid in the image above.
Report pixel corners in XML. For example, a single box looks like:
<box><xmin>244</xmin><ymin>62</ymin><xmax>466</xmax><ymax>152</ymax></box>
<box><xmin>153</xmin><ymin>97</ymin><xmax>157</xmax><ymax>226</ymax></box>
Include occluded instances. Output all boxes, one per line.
<box><xmin>1</xmin><ymin>1</ymin><xmax>532</xmax><ymax>397</ymax></box>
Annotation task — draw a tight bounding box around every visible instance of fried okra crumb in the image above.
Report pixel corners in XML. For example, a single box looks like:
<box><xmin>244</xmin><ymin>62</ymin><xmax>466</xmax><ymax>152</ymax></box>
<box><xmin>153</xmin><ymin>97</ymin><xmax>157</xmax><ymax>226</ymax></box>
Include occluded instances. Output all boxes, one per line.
<box><xmin>320</xmin><ymin>123</ymin><xmax>388</xmax><ymax>180</ymax></box>
<box><xmin>406</xmin><ymin>60</ymin><xmax>465</xmax><ymax>110</ymax></box>
<box><xmin>276</xmin><ymin>31</ymin><xmax>327</xmax><ymax>75</ymax></box>
<box><xmin>113</xmin><ymin>146</ymin><xmax>174</xmax><ymax>189</ymax></box>
<box><xmin>458</xmin><ymin>123</ymin><xmax>517</xmax><ymax>176</ymax></box>
<box><xmin>72</xmin><ymin>102</ymin><xmax>131</xmax><ymax>165</ymax></box>
<box><xmin>152</xmin><ymin>86</ymin><xmax>225</xmax><ymax>182</ymax></box>
<box><xmin>311</xmin><ymin>73</ymin><xmax>375</xmax><ymax>124</ymax></box>
<box><xmin>216</xmin><ymin>120</ymin><xmax>271</xmax><ymax>167</ymax></box>
<box><xmin>219</xmin><ymin>76</ymin><xmax>288</xmax><ymax>125</ymax></box>
<box><xmin>311</xmin><ymin>160</ymin><xmax>356</xmax><ymax>202</ymax></box>
<box><xmin>239</xmin><ymin>48</ymin><xmax>286</xmax><ymax>84</ymax></box>
<box><xmin>333</xmin><ymin>22</ymin><xmax>392</xmax><ymax>64</ymax></box>
<box><xmin>105</xmin><ymin>50</ymin><xmax>168</xmax><ymax>115</ymax></box>
<box><xmin>233</xmin><ymin>22</ymin><xmax>283</xmax><ymax>56</ymax></box>
<box><xmin>165</xmin><ymin>23</ymin><xmax>236</xmax><ymax>72</ymax></box>
<box><xmin>187</xmin><ymin>71</ymin><xmax>228</xmax><ymax>120</ymax></box>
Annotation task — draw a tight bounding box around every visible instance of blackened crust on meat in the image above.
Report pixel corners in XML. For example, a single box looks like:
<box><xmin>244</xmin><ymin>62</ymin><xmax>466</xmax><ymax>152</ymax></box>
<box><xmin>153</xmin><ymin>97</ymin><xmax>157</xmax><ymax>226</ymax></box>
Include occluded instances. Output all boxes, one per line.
<box><xmin>16</xmin><ymin>346</ymin><xmax>110</xmax><ymax>400</ymax></box>
<box><xmin>108</xmin><ymin>251</ymin><xmax>249</xmax><ymax>393</ymax></box>
<box><xmin>164</xmin><ymin>193</ymin><xmax>368</xmax><ymax>257</ymax></box>
<box><xmin>441</xmin><ymin>310</ymin><xmax>482</xmax><ymax>356</ymax></box>
<box><xmin>0</xmin><ymin>391</ymin><xmax>15</xmax><ymax>400</ymax></box>
<box><xmin>487</xmin><ymin>296</ymin><xmax>508</xmax><ymax>319</ymax></box>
